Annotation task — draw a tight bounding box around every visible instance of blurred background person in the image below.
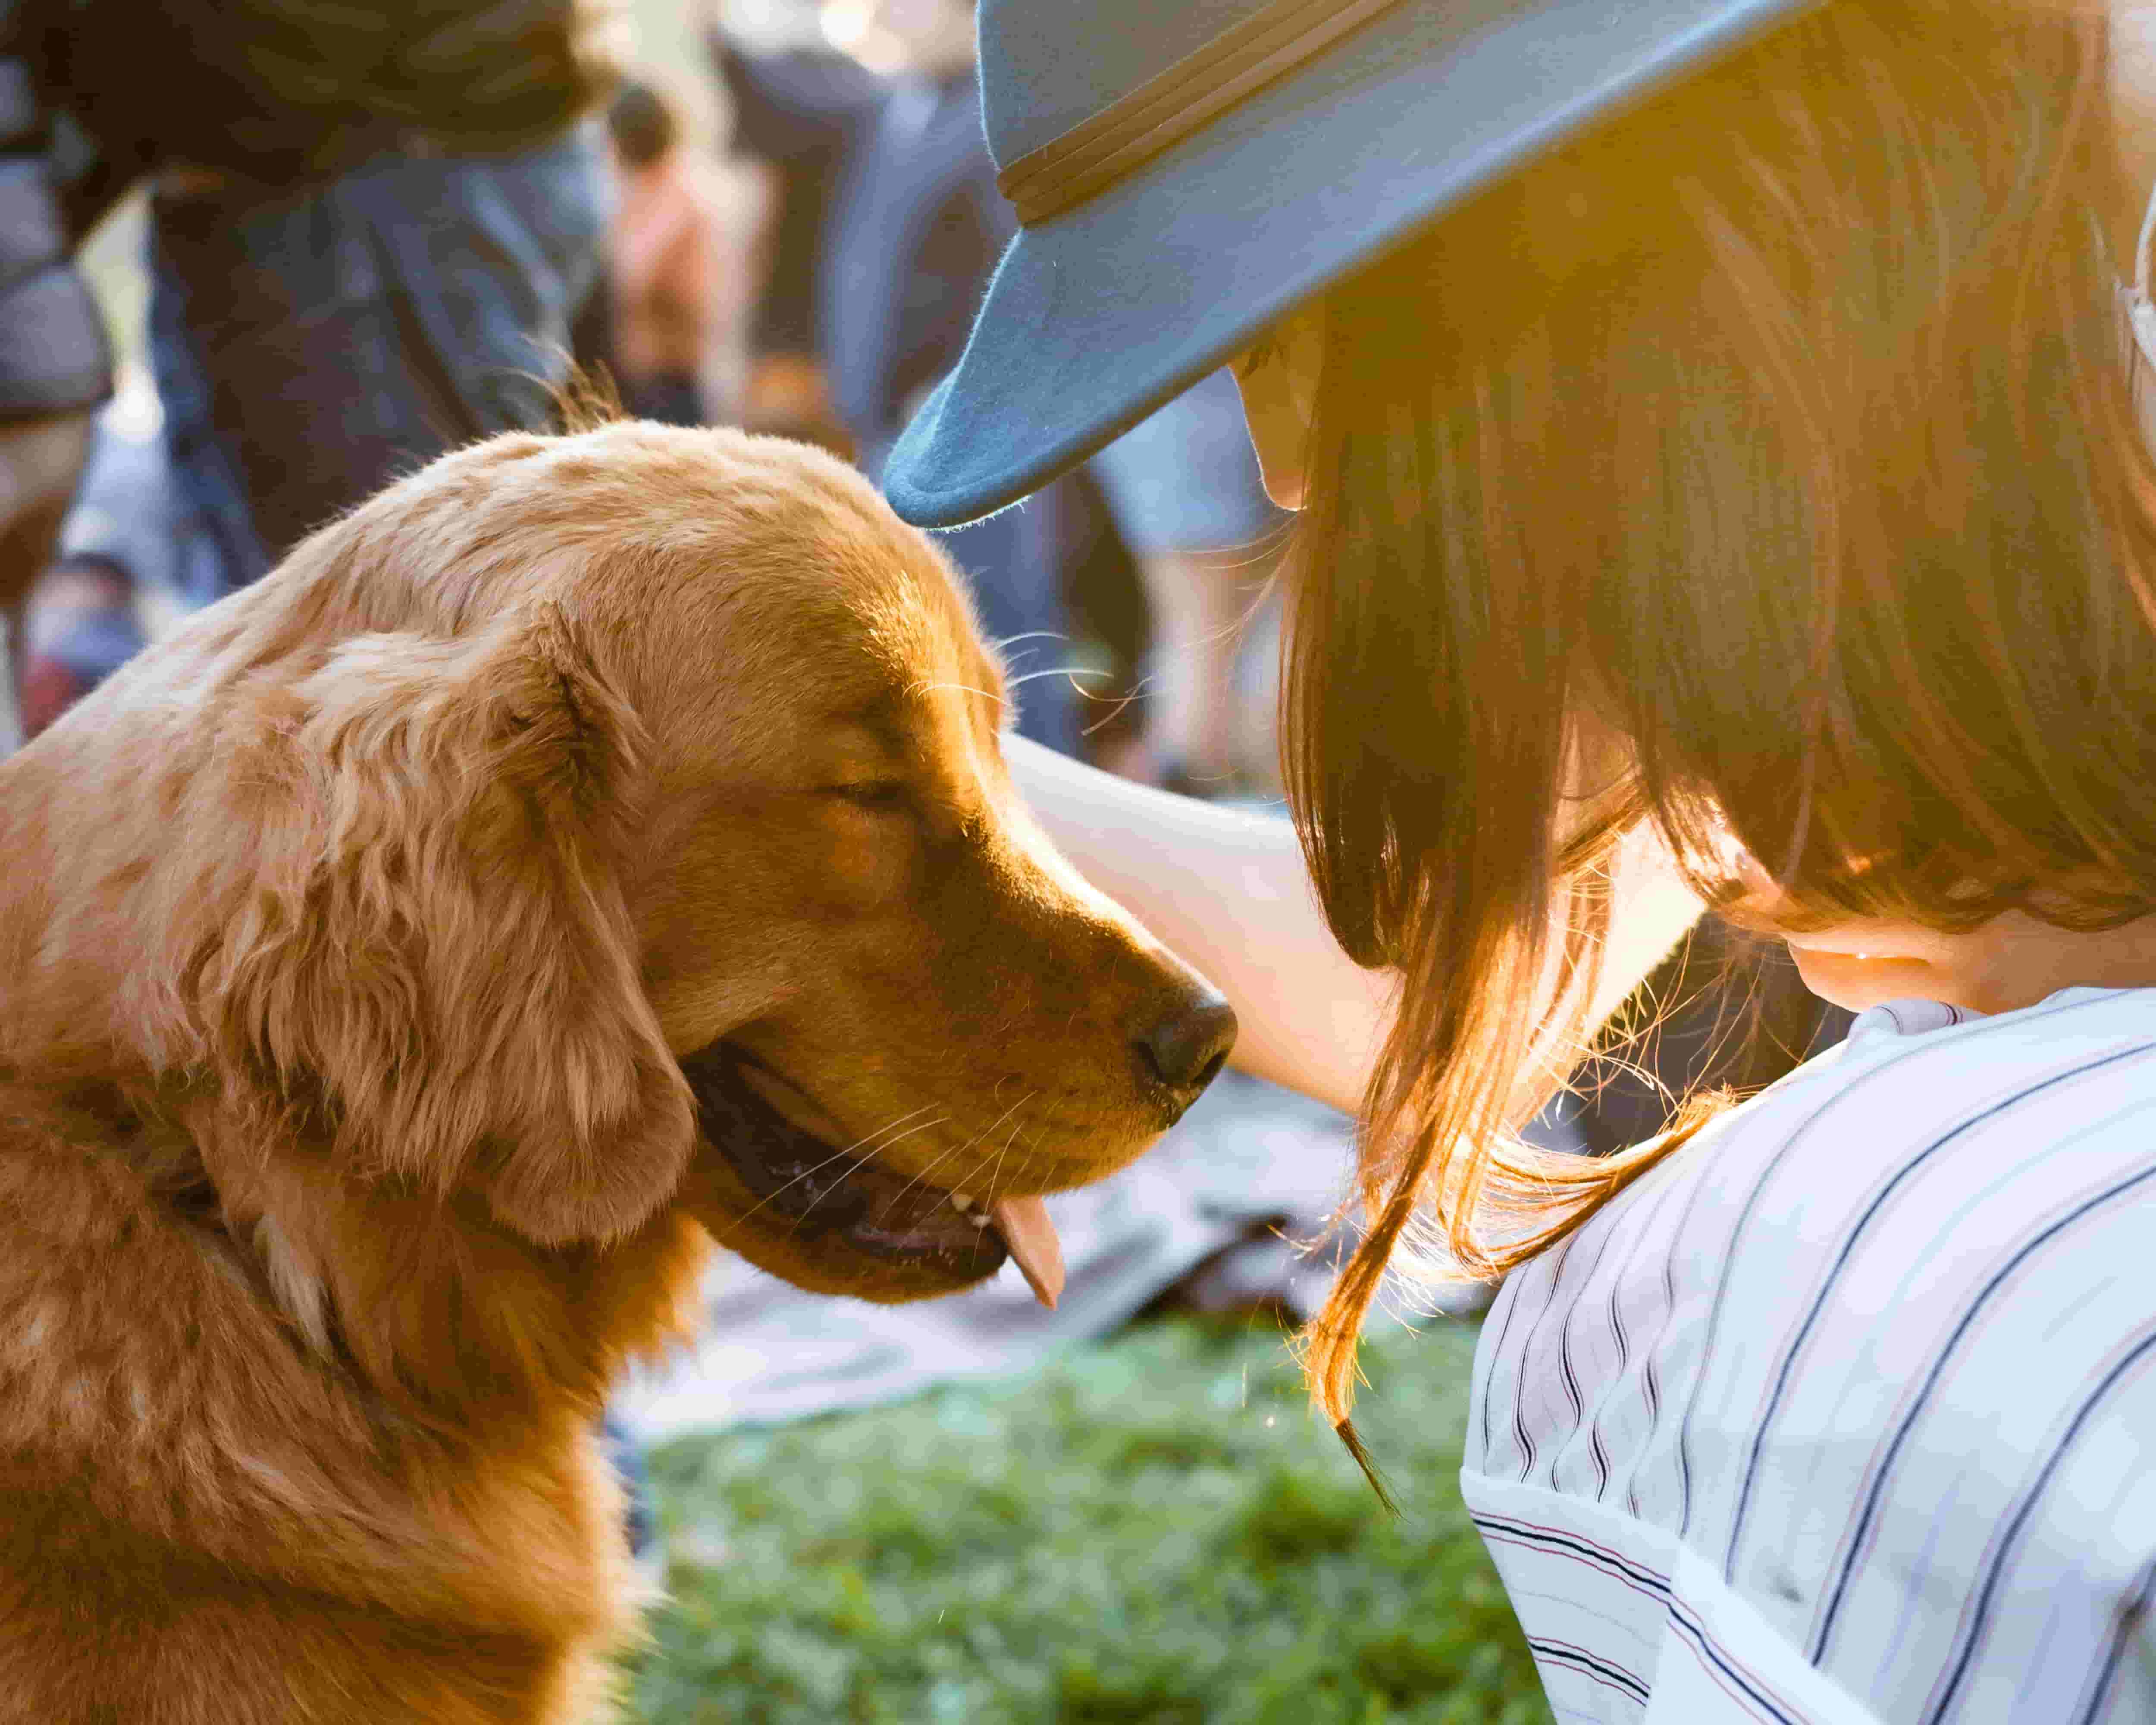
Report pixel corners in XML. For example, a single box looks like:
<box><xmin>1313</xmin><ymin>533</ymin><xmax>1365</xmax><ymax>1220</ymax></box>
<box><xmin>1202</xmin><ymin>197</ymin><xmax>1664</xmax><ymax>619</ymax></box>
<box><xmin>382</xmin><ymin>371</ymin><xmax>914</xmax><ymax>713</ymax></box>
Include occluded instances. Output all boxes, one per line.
<box><xmin>709</xmin><ymin>0</ymin><xmax>874</xmax><ymax>456</ymax></box>
<box><xmin>45</xmin><ymin>0</ymin><xmax>617</xmax><ymax>605</ymax></box>
<box><xmin>599</xmin><ymin>79</ymin><xmax>748</xmax><ymax>426</ymax></box>
<box><xmin>10</xmin><ymin>0</ymin><xmax>620</xmax><ymax>741</ymax></box>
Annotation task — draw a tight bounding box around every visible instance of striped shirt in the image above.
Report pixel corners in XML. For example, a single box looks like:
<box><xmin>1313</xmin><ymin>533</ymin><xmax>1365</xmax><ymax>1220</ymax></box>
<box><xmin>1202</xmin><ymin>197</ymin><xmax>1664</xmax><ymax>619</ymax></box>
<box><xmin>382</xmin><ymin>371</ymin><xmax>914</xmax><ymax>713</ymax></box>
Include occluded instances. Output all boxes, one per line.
<box><xmin>1463</xmin><ymin>985</ymin><xmax>2156</xmax><ymax>1724</ymax></box>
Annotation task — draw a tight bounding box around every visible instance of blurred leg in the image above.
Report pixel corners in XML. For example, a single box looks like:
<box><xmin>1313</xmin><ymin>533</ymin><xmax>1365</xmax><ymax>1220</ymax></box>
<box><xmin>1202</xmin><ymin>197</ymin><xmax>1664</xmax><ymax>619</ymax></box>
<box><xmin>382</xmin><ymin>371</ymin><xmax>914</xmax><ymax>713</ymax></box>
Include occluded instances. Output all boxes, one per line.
<box><xmin>0</xmin><ymin>45</ymin><xmax>115</xmax><ymax>741</ymax></box>
<box><xmin>1133</xmin><ymin>543</ymin><xmax>1274</xmax><ymax>791</ymax></box>
<box><xmin>929</xmin><ymin>482</ymin><xmax>1079</xmax><ymax>753</ymax></box>
<box><xmin>0</xmin><ymin>412</ymin><xmax>97</xmax><ymax>749</ymax></box>
<box><xmin>1084</xmin><ymin>368</ymin><xmax>1288</xmax><ymax>790</ymax></box>
<box><xmin>17</xmin><ymin>554</ymin><xmax>143</xmax><ymax>740</ymax></box>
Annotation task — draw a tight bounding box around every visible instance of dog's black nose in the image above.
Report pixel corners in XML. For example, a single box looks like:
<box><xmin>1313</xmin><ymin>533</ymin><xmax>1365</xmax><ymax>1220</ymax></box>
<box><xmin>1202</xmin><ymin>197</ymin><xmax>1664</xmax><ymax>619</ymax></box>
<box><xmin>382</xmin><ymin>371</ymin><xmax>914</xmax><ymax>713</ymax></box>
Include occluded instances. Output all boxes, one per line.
<box><xmin>1135</xmin><ymin>990</ymin><xmax>1238</xmax><ymax>1095</ymax></box>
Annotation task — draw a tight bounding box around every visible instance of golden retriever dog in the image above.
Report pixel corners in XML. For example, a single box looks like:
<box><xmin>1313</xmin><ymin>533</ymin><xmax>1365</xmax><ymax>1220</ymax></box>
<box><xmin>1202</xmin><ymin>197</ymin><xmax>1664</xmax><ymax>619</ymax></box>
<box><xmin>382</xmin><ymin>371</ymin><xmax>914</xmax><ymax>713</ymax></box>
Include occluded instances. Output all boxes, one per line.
<box><xmin>0</xmin><ymin>423</ymin><xmax>1234</xmax><ymax>1724</ymax></box>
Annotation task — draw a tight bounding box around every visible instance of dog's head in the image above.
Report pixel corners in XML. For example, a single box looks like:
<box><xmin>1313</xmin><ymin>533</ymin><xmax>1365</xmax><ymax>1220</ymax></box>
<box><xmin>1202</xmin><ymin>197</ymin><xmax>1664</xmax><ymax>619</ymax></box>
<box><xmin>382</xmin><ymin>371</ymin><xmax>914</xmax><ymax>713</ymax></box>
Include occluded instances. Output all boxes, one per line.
<box><xmin>30</xmin><ymin>425</ymin><xmax>1229</xmax><ymax>1303</ymax></box>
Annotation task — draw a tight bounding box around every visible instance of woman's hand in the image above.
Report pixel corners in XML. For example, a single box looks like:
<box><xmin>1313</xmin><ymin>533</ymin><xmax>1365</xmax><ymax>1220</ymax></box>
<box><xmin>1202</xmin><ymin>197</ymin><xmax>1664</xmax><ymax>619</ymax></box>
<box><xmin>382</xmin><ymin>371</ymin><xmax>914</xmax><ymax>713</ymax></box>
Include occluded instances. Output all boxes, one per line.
<box><xmin>1006</xmin><ymin>736</ymin><xmax>1707</xmax><ymax>1121</ymax></box>
<box><xmin>1006</xmin><ymin>736</ymin><xmax>1393</xmax><ymax>1114</ymax></box>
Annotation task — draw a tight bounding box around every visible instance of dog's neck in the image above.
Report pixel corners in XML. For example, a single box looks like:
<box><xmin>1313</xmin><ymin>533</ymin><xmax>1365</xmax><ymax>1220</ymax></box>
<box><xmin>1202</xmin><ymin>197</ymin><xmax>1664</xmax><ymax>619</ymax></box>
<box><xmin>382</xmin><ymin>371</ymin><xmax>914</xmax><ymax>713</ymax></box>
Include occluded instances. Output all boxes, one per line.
<box><xmin>73</xmin><ymin>1081</ymin><xmax>713</xmax><ymax>1429</ymax></box>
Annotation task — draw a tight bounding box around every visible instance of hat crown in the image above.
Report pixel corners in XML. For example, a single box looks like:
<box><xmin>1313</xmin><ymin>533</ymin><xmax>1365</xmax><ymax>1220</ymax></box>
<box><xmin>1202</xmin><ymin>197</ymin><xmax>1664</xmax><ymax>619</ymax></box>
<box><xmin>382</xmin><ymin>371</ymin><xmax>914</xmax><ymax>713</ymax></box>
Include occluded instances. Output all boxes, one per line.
<box><xmin>978</xmin><ymin>0</ymin><xmax>1282</xmax><ymax>169</ymax></box>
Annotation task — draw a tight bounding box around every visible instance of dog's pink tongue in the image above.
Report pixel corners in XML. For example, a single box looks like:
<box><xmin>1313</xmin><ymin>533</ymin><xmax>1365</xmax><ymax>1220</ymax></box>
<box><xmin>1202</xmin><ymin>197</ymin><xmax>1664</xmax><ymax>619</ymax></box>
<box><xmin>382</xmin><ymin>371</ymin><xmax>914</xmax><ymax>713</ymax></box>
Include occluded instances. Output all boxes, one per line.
<box><xmin>991</xmin><ymin>1195</ymin><xmax>1064</xmax><ymax>1309</ymax></box>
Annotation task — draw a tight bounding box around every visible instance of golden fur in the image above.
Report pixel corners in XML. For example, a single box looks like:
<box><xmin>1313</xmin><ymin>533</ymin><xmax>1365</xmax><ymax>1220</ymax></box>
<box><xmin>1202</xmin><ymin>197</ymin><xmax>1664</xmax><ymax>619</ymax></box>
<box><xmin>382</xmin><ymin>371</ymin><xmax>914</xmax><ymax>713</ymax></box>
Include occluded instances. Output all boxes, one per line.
<box><xmin>0</xmin><ymin>424</ymin><xmax>1222</xmax><ymax>1723</ymax></box>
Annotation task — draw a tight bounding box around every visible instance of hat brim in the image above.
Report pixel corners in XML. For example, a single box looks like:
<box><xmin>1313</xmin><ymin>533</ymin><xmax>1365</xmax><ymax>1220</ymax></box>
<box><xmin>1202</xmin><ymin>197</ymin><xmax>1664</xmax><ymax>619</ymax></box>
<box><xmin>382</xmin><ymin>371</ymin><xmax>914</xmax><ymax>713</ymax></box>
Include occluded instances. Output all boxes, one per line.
<box><xmin>885</xmin><ymin>0</ymin><xmax>1813</xmax><ymax>529</ymax></box>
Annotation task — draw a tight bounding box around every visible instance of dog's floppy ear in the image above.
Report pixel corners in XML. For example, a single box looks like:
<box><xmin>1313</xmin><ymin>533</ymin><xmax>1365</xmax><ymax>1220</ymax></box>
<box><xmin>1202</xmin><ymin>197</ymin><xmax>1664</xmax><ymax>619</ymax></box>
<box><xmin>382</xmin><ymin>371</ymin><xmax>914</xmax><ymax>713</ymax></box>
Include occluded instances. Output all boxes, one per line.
<box><xmin>176</xmin><ymin>602</ymin><xmax>694</xmax><ymax>1245</ymax></box>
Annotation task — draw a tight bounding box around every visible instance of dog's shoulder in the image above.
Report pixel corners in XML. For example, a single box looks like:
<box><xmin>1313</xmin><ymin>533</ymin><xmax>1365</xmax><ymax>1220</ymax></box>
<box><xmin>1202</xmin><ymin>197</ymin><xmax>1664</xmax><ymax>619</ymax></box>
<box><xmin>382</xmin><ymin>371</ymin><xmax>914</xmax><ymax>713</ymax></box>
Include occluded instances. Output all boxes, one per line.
<box><xmin>0</xmin><ymin>1079</ymin><xmax>679</xmax><ymax>1719</ymax></box>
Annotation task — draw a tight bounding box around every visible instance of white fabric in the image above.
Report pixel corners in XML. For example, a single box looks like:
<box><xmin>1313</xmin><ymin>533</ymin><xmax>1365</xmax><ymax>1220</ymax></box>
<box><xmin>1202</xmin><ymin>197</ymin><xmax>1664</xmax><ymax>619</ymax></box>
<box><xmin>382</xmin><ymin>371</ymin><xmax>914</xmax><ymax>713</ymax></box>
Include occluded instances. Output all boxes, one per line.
<box><xmin>1465</xmin><ymin>986</ymin><xmax>2156</xmax><ymax>1724</ymax></box>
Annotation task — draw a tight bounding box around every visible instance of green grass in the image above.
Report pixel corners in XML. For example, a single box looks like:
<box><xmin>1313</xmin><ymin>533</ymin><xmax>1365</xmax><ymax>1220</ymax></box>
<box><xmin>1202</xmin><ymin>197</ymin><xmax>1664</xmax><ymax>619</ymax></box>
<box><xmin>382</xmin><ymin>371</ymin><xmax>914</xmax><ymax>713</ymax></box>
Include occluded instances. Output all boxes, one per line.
<box><xmin>623</xmin><ymin>1314</ymin><xmax>1551</xmax><ymax>1725</ymax></box>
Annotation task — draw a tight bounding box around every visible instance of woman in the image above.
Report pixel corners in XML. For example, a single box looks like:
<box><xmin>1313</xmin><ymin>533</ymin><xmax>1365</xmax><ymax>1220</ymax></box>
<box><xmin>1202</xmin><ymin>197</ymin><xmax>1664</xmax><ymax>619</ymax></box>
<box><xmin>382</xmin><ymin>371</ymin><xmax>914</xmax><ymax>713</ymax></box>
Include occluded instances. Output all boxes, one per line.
<box><xmin>885</xmin><ymin>1</ymin><xmax>2156</xmax><ymax>1718</ymax></box>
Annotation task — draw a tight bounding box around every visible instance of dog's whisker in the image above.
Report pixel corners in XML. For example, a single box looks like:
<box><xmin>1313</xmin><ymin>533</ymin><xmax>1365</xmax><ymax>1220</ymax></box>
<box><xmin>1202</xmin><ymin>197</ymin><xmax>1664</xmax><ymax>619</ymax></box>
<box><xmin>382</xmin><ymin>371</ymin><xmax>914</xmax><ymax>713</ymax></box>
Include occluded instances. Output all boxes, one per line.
<box><xmin>1003</xmin><ymin>1121</ymin><xmax>1051</xmax><ymax>1199</ymax></box>
<box><xmin>868</xmin><ymin>1134</ymin><xmax>982</xmax><ymax>1225</ymax></box>
<box><xmin>1000</xmin><ymin>663</ymin><xmax>1096</xmax><ymax>688</ymax></box>
<box><xmin>731</xmin><ymin>1142</ymin><xmax>888</xmax><ymax>1233</ymax></box>
<box><xmin>951</xmin><ymin>1091</ymin><xmax>1031</xmax><ymax>1162</ymax></box>
<box><xmin>878</xmin><ymin>1090</ymin><xmax>1032</xmax><ymax>1218</ymax></box>
<box><xmin>984</xmin><ymin>1125</ymin><xmax>1019</xmax><ymax>1204</ymax></box>
<box><xmin>1079</xmin><ymin>686</ymin><xmax>1149</xmax><ymax>735</ymax></box>
<box><xmin>842</xmin><ymin>1103</ymin><xmax>941</xmax><ymax>1158</ymax></box>
<box><xmin>979</xmin><ymin>1092</ymin><xmax>1037</xmax><ymax>1210</ymax></box>
<box><xmin>878</xmin><ymin>1127</ymin><xmax>984</xmax><ymax>1204</ymax></box>
<box><xmin>783</xmin><ymin>1142</ymin><xmax>953</xmax><ymax>1239</ymax></box>
<box><xmin>906</xmin><ymin>679</ymin><xmax>1002</xmax><ymax>703</ymax></box>
<box><xmin>736</xmin><ymin>1112</ymin><xmax>952</xmax><ymax>1234</ymax></box>
<box><xmin>774</xmin><ymin>1109</ymin><xmax>965</xmax><ymax>1236</ymax></box>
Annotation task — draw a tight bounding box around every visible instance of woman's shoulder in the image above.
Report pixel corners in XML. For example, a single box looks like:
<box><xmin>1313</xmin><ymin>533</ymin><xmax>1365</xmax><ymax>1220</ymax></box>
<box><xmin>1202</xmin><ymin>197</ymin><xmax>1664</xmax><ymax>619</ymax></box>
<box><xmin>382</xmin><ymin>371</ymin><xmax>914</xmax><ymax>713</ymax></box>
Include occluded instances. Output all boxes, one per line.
<box><xmin>1476</xmin><ymin>988</ymin><xmax>2156</xmax><ymax>1516</ymax></box>
<box><xmin>1592</xmin><ymin>982</ymin><xmax>2156</xmax><ymax>1276</ymax></box>
<box><xmin>1469</xmin><ymin>985</ymin><xmax>2156</xmax><ymax>1495</ymax></box>
<box><xmin>1467</xmin><ymin>985</ymin><xmax>2156</xmax><ymax>1716</ymax></box>
<box><xmin>1487</xmin><ymin>984</ymin><xmax>2156</xmax><ymax>1359</ymax></box>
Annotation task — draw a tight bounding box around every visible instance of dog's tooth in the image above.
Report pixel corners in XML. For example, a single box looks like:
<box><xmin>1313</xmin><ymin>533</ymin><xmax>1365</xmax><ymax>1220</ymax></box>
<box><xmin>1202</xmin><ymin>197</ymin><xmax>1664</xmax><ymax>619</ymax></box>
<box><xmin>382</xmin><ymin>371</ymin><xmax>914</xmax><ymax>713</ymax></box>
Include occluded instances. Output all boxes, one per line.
<box><xmin>951</xmin><ymin>1192</ymin><xmax>976</xmax><ymax>1214</ymax></box>
<box><xmin>969</xmin><ymin>1214</ymin><xmax>990</xmax><ymax>1229</ymax></box>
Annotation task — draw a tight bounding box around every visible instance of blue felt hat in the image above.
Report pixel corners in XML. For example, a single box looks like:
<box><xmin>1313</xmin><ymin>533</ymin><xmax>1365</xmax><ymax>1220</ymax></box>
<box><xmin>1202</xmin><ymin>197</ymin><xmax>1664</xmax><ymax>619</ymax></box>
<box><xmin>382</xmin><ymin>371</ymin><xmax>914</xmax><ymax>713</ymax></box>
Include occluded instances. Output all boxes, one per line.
<box><xmin>884</xmin><ymin>0</ymin><xmax>1816</xmax><ymax>530</ymax></box>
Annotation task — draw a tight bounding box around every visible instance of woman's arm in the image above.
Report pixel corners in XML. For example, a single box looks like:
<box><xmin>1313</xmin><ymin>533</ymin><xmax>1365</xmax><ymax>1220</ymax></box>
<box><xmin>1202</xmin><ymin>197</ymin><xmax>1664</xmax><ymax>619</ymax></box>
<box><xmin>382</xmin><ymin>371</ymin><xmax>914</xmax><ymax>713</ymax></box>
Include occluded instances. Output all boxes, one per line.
<box><xmin>1006</xmin><ymin>737</ymin><xmax>1706</xmax><ymax>1118</ymax></box>
<box><xmin>1009</xmin><ymin>736</ymin><xmax>1391</xmax><ymax>1113</ymax></box>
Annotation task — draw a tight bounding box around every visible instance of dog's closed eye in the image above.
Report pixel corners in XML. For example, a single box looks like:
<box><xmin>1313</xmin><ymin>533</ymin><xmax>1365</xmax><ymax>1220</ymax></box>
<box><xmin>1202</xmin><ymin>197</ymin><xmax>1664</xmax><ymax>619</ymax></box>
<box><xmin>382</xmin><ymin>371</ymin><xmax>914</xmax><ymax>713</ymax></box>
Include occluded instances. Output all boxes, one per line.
<box><xmin>824</xmin><ymin>780</ymin><xmax>909</xmax><ymax>810</ymax></box>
